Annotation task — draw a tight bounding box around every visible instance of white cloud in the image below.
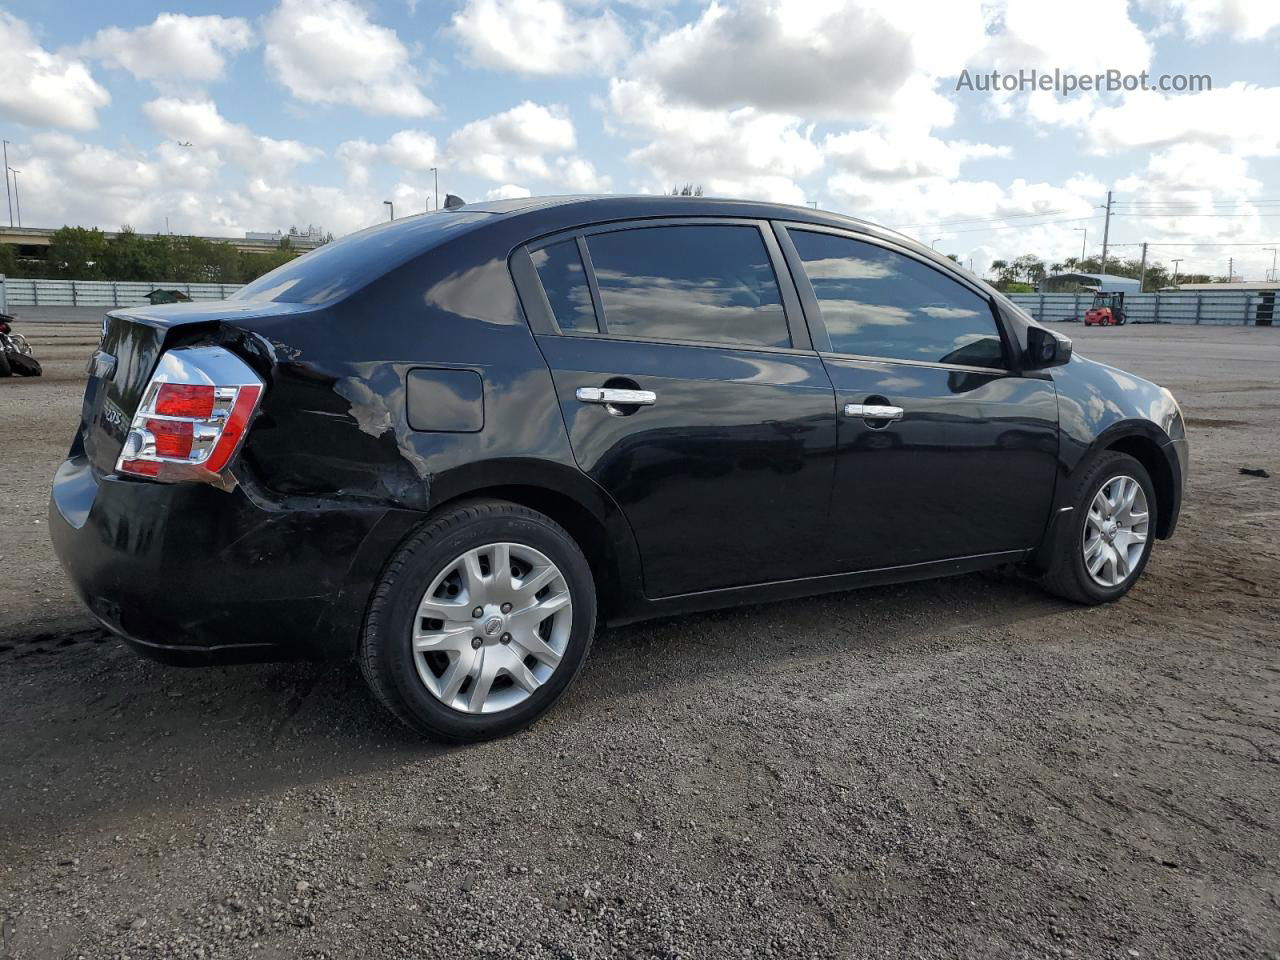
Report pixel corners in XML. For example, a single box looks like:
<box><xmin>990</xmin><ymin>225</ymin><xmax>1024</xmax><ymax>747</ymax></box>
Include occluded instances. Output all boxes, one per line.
<box><xmin>337</xmin><ymin>130</ymin><xmax>439</xmax><ymax>186</ymax></box>
<box><xmin>7</xmin><ymin>130</ymin><xmax>400</xmax><ymax>239</ymax></box>
<box><xmin>1140</xmin><ymin>0</ymin><xmax>1280</xmax><ymax>40</ymax></box>
<box><xmin>1083</xmin><ymin>83</ymin><xmax>1280</xmax><ymax>156</ymax></box>
<box><xmin>982</xmin><ymin>0</ymin><xmax>1151</xmax><ymax>75</ymax></box>
<box><xmin>80</xmin><ymin>14</ymin><xmax>253</xmax><ymax>86</ymax></box>
<box><xmin>825</xmin><ymin>129</ymin><xmax>1010</xmax><ymax>181</ymax></box>
<box><xmin>264</xmin><ymin>0</ymin><xmax>435</xmax><ymax>116</ymax></box>
<box><xmin>0</xmin><ymin>12</ymin><xmax>110</xmax><ymax>130</ymax></box>
<box><xmin>143</xmin><ymin>97</ymin><xmax>321</xmax><ymax>174</ymax></box>
<box><xmin>452</xmin><ymin>0</ymin><xmax>628</xmax><ymax>75</ymax></box>
<box><xmin>606</xmin><ymin>78</ymin><xmax>821</xmax><ymax>199</ymax></box>
<box><xmin>486</xmin><ymin>184</ymin><xmax>533</xmax><ymax>200</ymax></box>
<box><xmin>445</xmin><ymin>101</ymin><xmax>576</xmax><ymax>181</ymax></box>
<box><xmin>555</xmin><ymin>156</ymin><xmax>611</xmax><ymax>192</ymax></box>
<box><xmin>630</xmin><ymin>0</ymin><xmax>987</xmax><ymax>121</ymax></box>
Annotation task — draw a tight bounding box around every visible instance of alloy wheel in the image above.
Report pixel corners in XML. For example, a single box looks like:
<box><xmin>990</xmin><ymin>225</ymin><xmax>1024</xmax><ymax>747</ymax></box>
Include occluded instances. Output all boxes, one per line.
<box><xmin>1082</xmin><ymin>475</ymin><xmax>1149</xmax><ymax>588</ymax></box>
<box><xmin>411</xmin><ymin>542</ymin><xmax>573</xmax><ymax>714</ymax></box>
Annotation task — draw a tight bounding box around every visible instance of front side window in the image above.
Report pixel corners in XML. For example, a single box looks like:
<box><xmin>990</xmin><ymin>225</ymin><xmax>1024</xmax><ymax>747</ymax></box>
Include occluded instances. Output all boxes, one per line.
<box><xmin>791</xmin><ymin>231</ymin><xmax>1004</xmax><ymax>368</ymax></box>
<box><xmin>585</xmin><ymin>225</ymin><xmax>790</xmax><ymax>348</ymax></box>
<box><xmin>530</xmin><ymin>240</ymin><xmax>598</xmax><ymax>332</ymax></box>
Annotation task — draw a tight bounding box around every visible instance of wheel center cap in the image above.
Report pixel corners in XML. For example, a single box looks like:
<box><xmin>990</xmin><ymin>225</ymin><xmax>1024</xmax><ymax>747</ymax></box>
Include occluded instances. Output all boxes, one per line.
<box><xmin>482</xmin><ymin>615</ymin><xmax>504</xmax><ymax>637</ymax></box>
<box><xmin>1103</xmin><ymin>520</ymin><xmax>1119</xmax><ymax>541</ymax></box>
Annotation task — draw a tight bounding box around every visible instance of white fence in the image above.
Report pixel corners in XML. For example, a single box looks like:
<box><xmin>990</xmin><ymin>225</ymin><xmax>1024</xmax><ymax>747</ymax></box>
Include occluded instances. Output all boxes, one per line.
<box><xmin>0</xmin><ymin>277</ymin><xmax>244</xmax><ymax>311</ymax></box>
<box><xmin>1009</xmin><ymin>291</ymin><xmax>1276</xmax><ymax>326</ymax></box>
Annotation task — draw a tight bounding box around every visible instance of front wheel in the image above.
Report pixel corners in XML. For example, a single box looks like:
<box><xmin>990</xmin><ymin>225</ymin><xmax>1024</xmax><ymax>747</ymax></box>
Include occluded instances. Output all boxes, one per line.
<box><xmin>360</xmin><ymin>499</ymin><xmax>596</xmax><ymax>742</ymax></box>
<box><xmin>1039</xmin><ymin>452</ymin><xmax>1156</xmax><ymax>605</ymax></box>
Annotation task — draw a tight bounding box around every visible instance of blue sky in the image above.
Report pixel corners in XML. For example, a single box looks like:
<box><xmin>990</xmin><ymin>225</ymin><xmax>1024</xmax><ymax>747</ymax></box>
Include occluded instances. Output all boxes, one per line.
<box><xmin>3</xmin><ymin>0</ymin><xmax>1280</xmax><ymax>279</ymax></box>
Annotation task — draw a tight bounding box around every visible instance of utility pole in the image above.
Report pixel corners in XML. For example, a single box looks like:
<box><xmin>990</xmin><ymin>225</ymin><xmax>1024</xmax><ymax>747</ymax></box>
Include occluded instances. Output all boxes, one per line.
<box><xmin>1</xmin><ymin>140</ymin><xmax>11</xmax><ymax>227</ymax></box>
<box><xmin>384</xmin><ymin>200</ymin><xmax>394</xmax><ymax>221</ymax></box>
<box><xmin>1099</xmin><ymin>190</ymin><xmax>1113</xmax><ymax>275</ymax></box>
<box><xmin>1171</xmin><ymin>258</ymin><xmax>1183</xmax><ymax>287</ymax></box>
<box><xmin>7</xmin><ymin>169</ymin><xmax>19</xmax><ymax>228</ymax></box>
<box><xmin>1073</xmin><ymin>226</ymin><xmax>1087</xmax><ymax>264</ymax></box>
<box><xmin>430</xmin><ymin>167</ymin><xmax>438</xmax><ymax>211</ymax></box>
<box><xmin>1265</xmin><ymin>247</ymin><xmax>1278</xmax><ymax>282</ymax></box>
<box><xmin>1228</xmin><ymin>257</ymin><xmax>1233</xmax><ymax>282</ymax></box>
<box><xmin>1138</xmin><ymin>242</ymin><xmax>1148</xmax><ymax>292</ymax></box>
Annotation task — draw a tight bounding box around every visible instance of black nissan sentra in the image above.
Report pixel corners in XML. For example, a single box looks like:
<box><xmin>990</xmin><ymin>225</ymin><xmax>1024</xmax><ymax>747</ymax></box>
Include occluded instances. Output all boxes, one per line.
<box><xmin>50</xmin><ymin>196</ymin><xmax>1188</xmax><ymax>741</ymax></box>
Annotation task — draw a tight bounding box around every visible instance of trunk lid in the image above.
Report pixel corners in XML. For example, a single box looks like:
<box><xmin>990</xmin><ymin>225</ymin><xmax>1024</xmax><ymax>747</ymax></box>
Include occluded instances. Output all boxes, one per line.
<box><xmin>79</xmin><ymin>300</ymin><xmax>307</xmax><ymax>475</ymax></box>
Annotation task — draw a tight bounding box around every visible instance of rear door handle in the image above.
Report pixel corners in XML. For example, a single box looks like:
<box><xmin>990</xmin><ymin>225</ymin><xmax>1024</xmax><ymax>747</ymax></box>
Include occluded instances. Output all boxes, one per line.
<box><xmin>576</xmin><ymin>387</ymin><xmax>657</xmax><ymax>406</ymax></box>
<box><xmin>844</xmin><ymin>402</ymin><xmax>903</xmax><ymax>421</ymax></box>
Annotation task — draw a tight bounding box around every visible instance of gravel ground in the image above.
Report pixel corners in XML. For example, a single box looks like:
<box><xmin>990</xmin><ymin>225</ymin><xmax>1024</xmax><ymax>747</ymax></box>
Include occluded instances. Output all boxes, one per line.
<box><xmin>1</xmin><ymin>315</ymin><xmax>1277</xmax><ymax>960</ymax></box>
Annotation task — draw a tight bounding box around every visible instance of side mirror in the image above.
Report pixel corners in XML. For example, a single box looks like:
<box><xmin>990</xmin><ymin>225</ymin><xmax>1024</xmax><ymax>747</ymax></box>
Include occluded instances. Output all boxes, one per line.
<box><xmin>1025</xmin><ymin>326</ymin><xmax>1073</xmax><ymax>369</ymax></box>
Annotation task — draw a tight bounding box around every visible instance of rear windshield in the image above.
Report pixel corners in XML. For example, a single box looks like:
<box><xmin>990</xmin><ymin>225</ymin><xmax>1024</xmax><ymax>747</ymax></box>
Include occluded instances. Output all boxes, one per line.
<box><xmin>231</xmin><ymin>210</ymin><xmax>492</xmax><ymax>305</ymax></box>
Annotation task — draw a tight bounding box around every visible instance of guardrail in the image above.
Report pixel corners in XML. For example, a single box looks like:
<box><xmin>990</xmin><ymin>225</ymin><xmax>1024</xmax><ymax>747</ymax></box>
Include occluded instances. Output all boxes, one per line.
<box><xmin>0</xmin><ymin>277</ymin><xmax>244</xmax><ymax>311</ymax></box>
<box><xmin>1009</xmin><ymin>291</ymin><xmax>1276</xmax><ymax>326</ymax></box>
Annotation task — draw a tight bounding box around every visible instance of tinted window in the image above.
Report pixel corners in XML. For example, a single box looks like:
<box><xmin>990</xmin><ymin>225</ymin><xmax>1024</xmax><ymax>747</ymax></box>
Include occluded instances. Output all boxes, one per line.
<box><xmin>530</xmin><ymin>240</ymin><xmax>598</xmax><ymax>332</ymax></box>
<box><xmin>791</xmin><ymin>231</ymin><xmax>1004</xmax><ymax>367</ymax></box>
<box><xmin>586</xmin><ymin>225</ymin><xmax>789</xmax><ymax>348</ymax></box>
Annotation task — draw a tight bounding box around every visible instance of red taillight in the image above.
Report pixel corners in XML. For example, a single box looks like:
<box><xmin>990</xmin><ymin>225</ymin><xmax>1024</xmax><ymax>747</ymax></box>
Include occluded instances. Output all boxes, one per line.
<box><xmin>115</xmin><ymin>346</ymin><xmax>265</xmax><ymax>489</ymax></box>
<box><xmin>203</xmin><ymin>385</ymin><xmax>262</xmax><ymax>473</ymax></box>
<box><xmin>155</xmin><ymin>383</ymin><xmax>216</xmax><ymax>419</ymax></box>
<box><xmin>145</xmin><ymin>418</ymin><xmax>194</xmax><ymax>458</ymax></box>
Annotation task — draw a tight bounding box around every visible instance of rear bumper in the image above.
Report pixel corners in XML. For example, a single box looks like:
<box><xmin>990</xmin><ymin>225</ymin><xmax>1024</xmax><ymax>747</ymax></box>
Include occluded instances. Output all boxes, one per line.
<box><xmin>48</xmin><ymin>455</ymin><xmax>415</xmax><ymax>666</ymax></box>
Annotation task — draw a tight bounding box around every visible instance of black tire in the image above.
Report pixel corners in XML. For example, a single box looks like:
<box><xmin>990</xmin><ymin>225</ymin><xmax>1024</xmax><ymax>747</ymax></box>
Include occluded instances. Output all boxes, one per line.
<box><xmin>360</xmin><ymin>498</ymin><xmax>596</xmax><ymax>742</ymax></box>
<box><xmin>8</xmin><ymin>352</ymin><xmax>41</xmax><ymax>376</ymax></box>
<box><xmin>0</xmin><ymin>349</ymin><xmax>11</xmax><ymax>378</ymax></box>
<box><xmin>1039</xmin><ymin>451</ymin><xmax>1156</xmax><ymax>605</ymax></box>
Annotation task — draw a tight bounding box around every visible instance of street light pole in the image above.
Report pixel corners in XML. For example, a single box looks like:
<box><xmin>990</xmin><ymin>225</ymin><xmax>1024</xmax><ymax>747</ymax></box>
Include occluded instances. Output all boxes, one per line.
<box><xmin>1073</xmin><ymin>226</ymin><xmax>1087</xmax><ymax>263</ymax></box>
<box><xmin>1265</xmin><ymin>247</ymin><xmax>1278</xmax><ymax>283</ymax></box>
<box><xmin>931</xmin><ymin>237</ymin><xmax>942</xmax><ymax>250</ymax></box>
<box><xmin>1171</xmin><ymin>258</ymin><xmax>1183</xmax><ymax>287</ymax></box>
<box><xmin>430</xmin><ymin>168</ymin><xmax>438</xmax><ymax>211</ymax></box>
<box><xmin>383</xmin><ymin>200</ymin><xmax>394</xmax><ymax>221</ymax></box>
<box><xmin>7</xmin><ymin>169</ymin><xmax>20</xmax><ymax>228</ymax></box>
<box><xmin>1099</xmin><ymin>190</ymin><xmax>1113</xmax><ymax>275</ymax></box>
<box><xmin>1</xmin><ymin>140</ymin><xmax>11</xmax><ymax>227</ymax></box>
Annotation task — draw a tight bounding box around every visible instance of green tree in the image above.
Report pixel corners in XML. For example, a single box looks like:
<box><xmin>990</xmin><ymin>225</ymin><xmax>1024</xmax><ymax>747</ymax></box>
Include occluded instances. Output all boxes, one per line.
<box><xmin>98</xmin><ymin>226</ymin><xmax>164</xmax><ymax>281</ymax></box>
<box><xmin>0</xmin><ymin>241</ymin><xmax>19</xmax><ymax>278</ymax></box>
<box><xmin>47</xmin><ymin>226</ymin><xmax>108</xmax><ymax>279</ymax></box>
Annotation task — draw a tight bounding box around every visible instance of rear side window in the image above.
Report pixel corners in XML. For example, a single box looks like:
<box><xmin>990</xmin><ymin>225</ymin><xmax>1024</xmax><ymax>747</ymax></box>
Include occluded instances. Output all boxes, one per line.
<box><xmin>791</xmin><ymin>231</ymin><xmax>1004</xmax><ymax>368</ymax></box>
<box><xmin>530</xmin><ymin>240</ymin><xmax>598</xmax><ymax>332</ymax></box>
<box><xmin>585</xmin><ymin>225</ymin><xmax>790</xmax><ymax>348</ymax></box>
<box><xmin>231</xmin><ymin>211</ymin><xmax>491</xmax><ymax>305</ymax></box>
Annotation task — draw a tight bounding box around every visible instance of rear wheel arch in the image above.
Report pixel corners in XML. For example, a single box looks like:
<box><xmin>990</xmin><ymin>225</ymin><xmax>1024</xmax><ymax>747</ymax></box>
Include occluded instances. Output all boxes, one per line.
<box><xmin>428</xmin><ymin>484</ymin><xmax>629</xmax><ymax>620</ymax></box>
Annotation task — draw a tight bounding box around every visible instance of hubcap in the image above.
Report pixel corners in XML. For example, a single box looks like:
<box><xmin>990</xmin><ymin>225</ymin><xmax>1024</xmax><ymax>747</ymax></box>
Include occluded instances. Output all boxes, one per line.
<box><xmin>411</xmin><ymin>542</ymin><xmax>572</xmax><ymax>714</ymax></box>
<box><xmin>1083</xmin><ymin>475</ymin><xmax>1149</xmax><ymax>588</ymax></box>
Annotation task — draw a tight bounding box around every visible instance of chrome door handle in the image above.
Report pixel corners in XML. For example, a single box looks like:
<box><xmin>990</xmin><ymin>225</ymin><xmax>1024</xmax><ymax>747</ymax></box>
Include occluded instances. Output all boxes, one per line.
<box><xmin>576</xmin><ymin>387</ymin><xmax>656</xmax><ymax>406</ymax></box>
<box><xmin>844</xmin><ymin>402</ymin><xmax>903</xmax><ymax>421</ymax></box>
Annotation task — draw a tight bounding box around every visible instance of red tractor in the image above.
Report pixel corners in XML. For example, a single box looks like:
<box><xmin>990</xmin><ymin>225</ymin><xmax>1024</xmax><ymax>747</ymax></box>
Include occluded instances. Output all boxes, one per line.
<box><xmin>1084</xmin><ymin>291</ymin><xmax>1127</xmax><ymax>326</ymax></box>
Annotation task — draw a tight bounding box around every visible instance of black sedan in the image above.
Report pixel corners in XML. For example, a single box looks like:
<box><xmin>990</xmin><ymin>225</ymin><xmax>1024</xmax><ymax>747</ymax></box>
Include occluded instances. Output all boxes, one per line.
<box><xmin>50</xmin><ymin>196</ymin><xmax>1188</xmax><ymax>741</ymax></box>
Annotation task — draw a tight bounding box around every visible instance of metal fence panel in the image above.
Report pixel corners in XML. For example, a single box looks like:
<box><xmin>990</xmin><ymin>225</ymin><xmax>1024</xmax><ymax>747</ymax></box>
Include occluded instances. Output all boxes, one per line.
<box><xmin>1009</xmin><ymin>291</ymin><xmax>1270</xmax><ymax>326</ymax></box>
<box><xmin>0</xmin><ymin>277</ymin><xmax>243</xmax><ymax>308</ymax></box>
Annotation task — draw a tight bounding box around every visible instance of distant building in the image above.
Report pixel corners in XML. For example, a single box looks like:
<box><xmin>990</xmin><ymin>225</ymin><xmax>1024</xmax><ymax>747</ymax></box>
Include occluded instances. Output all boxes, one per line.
<box><xmin>1161</xmin><ymin>281</ymin><xmax>1280</xmax><ymax>292</ymax></box>
<box><xmin>1039</xmin><ymin>272</ymin><xmax>1141</xmax><ymax>294</ymax></box>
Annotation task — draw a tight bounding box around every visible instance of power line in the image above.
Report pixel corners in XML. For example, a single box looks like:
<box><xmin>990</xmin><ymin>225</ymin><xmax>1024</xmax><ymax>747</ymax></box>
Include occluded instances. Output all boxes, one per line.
<box><xmin>905</xmin><ymin>217</ymin><xmax>1103</xmax><ymax>237</ymax></box>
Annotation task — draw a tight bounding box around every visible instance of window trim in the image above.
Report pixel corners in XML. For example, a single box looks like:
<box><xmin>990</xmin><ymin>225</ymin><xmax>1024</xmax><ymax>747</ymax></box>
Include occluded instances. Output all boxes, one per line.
<box><xmin>774</xmin><ymin>221</ymin><xmax>1016</xmax><ymax>373</ymax></box>
<box><xmin>523</xmin><ymin>217</ymin><xmax>810</xmax><ymax>352</ymax></box>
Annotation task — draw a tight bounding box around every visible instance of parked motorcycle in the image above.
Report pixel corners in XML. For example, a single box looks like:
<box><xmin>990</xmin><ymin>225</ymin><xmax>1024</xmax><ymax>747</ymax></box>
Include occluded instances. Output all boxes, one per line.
<box><xmin>0</xmin><ymin>312</ymin><xmax>42</xmax><ymax>377</ymax></box>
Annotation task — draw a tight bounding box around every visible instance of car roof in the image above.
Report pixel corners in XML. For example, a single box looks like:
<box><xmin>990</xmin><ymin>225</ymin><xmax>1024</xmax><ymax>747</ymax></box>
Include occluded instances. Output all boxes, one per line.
<box><xmin>440</xmin><ymin>194</ymin><xmax>948</xmax><ymax>262</ymax></box>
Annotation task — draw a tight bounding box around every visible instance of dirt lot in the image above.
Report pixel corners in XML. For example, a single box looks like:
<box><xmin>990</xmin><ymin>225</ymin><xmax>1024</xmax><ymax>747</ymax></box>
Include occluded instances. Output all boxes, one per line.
<box><xmin>1</xmin><ymin>315</ymin><xmax>1277</xmax><ymax>960</ymax></box>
